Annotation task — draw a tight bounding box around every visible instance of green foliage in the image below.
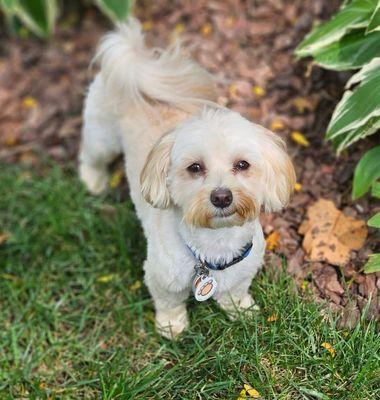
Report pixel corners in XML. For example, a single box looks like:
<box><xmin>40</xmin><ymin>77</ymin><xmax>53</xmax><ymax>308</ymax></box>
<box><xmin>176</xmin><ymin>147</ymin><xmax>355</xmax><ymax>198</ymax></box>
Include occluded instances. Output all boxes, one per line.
<box><xmin>353</xmin><ymin>146</ymin><xmax>380</xmax><ymax>200</ymax></box>
<box><xmin>0</xmin><ymin>0</ymin><xmax>131</xmax><ymax>38</ymax></box>
<box><xmin>296</xmin><ymin>0</ymin><xmax>380</xmax><ymax>274</ymax></box>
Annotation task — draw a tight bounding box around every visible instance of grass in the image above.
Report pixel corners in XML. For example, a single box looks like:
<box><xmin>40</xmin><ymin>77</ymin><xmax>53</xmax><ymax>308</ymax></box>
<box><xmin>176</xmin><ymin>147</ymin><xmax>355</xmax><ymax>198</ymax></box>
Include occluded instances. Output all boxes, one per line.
<box><xmin>0</xmin><ymin>163</ymin><xmax>379</xmax><ymax>400</ymax></box>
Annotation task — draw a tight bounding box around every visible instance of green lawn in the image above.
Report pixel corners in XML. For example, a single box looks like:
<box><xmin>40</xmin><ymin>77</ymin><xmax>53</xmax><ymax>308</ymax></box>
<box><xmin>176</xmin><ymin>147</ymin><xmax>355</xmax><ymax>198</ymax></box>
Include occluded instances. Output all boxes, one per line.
<box><xmin>0</xmin><ymin>163</ymin><xmax>379</xmax><ymax>399</ymax></box>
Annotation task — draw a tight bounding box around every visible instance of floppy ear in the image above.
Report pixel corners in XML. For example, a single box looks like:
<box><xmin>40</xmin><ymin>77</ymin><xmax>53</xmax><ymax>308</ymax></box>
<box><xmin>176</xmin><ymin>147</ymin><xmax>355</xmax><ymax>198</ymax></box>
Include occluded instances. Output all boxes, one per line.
<box><xmin>259</xmin><ymin>128</ymin><xmax>296</xmax><ymax>212</ymax></box>
<box><xmin>140</xmin><ymin>131</ymin><xmax>176</xmax><ymax>208</ymax></box>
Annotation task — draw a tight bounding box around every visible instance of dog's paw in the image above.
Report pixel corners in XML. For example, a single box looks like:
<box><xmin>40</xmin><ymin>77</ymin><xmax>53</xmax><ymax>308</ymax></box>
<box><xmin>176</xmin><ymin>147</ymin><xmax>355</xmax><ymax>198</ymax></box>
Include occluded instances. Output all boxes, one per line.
<box><xmin>155</xmin><ymin>305</ymin><xmax>188</xmax><ymax>340</ymax></box>
<box><xmin>218</xmin><ymin>294</ymin><xmax>260</xmax><ymax>320</ymax></box>
<box><xmin>79</xmin><ymin>163</ymin><xmax>109</xmax><ymax>195</ymax></box>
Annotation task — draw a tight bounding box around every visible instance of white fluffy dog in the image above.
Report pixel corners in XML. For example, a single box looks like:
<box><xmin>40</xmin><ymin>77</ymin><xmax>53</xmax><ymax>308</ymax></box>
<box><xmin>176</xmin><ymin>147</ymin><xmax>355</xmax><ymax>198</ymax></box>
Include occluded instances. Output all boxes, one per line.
<box><xmin>79</xmin><ymin>19</ymin><xmax>295</xmax><ymax>339</ymax></box>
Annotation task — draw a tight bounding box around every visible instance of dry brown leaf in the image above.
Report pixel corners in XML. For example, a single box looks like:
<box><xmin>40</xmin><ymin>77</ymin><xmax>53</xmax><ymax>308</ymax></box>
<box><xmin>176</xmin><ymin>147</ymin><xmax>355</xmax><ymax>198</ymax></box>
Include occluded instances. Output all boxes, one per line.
<box><xmin>266</xmin><ymin>231</ymin><xmax>280</xmax><ymax>251</ymax></box>
<box><xmin>0</xmin><ymin>233</ymin><xmax>11</xmax><ymax>245</ymax></box>
<box><xmin>299</xmin><ymin>199</ymin><xmax>367</xmax><ymax>266</ymax></box>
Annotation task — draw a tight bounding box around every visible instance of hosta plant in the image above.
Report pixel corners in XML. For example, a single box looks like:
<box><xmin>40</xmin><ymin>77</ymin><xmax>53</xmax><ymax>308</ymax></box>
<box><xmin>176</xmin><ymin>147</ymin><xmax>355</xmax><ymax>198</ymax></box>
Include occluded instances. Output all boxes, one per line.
<box><xmin>0</xmin><ymin>0</ymin><xmax>131</xmax><ymax>38</ymax></box>
<box><xmin>296</xmin><ymin>0</ymin><xmax>380</xmax><ymax>273</ymax></box>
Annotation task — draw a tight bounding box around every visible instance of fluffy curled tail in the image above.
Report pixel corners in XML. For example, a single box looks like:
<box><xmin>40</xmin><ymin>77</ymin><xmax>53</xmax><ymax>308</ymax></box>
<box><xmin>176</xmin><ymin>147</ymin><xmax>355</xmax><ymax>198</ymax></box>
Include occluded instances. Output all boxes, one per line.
<box><xmin>94</xmin><ymin>18</ymin><xmax>217</xmax><ymax>111</ymax></box>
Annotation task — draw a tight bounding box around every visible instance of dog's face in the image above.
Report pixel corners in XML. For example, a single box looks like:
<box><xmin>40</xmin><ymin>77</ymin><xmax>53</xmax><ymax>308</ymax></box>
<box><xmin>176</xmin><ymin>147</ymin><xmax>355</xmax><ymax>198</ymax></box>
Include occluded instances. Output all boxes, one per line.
<box><xmin>141</xmin><ymin>109</ymin><xmax>295</xmax><ymax>229</ymax></box>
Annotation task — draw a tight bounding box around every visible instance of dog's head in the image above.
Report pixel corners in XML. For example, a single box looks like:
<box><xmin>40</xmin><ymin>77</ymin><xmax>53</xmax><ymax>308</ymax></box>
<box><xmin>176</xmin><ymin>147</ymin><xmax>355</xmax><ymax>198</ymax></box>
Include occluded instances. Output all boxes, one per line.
<box><xmin>141</xmin><ymin>109</ymin><xmax>295</xmax><ymax>229</ymax></box>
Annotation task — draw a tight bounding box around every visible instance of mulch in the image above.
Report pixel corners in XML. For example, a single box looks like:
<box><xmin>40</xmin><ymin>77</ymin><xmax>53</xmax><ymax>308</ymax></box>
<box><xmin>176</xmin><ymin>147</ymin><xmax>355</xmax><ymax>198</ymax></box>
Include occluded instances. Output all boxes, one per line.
<box><xmin>0</xmin><ymin>0</ymin><xmax>379</xmax><ymax>326</ymax></box>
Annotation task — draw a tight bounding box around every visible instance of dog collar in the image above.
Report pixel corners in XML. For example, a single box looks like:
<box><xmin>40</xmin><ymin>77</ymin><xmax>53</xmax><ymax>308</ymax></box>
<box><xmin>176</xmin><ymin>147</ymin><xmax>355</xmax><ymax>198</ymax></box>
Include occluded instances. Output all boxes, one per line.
<box><xmin>187</xmin><ymin>241</ymin><xmax>253</xmax><ymax>271</ymax></box>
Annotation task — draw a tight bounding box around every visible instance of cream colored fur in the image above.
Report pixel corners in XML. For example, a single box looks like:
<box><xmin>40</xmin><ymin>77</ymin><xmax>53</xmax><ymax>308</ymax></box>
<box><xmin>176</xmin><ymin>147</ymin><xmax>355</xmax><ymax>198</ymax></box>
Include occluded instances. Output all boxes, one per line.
<box><xmin>79</xmin><ymin>18</ymin><xmax>295</xmax><ymax>339</ymax></box>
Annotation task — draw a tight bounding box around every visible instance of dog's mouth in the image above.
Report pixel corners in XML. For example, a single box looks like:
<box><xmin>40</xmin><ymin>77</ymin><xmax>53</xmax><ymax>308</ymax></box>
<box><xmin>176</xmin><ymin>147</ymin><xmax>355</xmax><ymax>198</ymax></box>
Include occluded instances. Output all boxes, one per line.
<box><xmin>212</xmin><ymin>208</ymin><xmax>236</xmax><ymax>219</ymax></box>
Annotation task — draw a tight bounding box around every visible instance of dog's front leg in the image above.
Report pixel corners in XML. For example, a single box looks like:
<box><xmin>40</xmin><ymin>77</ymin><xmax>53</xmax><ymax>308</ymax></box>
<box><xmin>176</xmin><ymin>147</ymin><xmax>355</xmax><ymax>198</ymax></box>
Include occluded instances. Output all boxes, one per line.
<box><xmin>145</xmin><ymin>267</ymin><xmax>189</xmax><ymax>340</ymax></box>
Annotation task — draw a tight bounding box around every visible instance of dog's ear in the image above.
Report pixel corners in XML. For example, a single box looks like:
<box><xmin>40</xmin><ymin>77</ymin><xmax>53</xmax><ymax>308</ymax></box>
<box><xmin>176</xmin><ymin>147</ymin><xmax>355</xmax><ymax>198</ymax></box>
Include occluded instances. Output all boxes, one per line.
<box><xmin>140</xmin><ymin>131</ymin><xmax>176</xmax><ymax>208</ymax></box>
<box><xmin>259</xmin><ymin>128</ymin><xmax>296</xmax><ymax>212</ymax></box>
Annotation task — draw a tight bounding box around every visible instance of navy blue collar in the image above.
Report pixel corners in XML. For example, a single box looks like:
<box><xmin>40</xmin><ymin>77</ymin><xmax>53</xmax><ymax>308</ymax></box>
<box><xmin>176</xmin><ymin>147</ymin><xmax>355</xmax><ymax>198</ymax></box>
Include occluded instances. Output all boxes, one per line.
<box><xmin>187</xmin><ymin>241</ymin><xmax>253</xmax><ymax>271</ymax></box>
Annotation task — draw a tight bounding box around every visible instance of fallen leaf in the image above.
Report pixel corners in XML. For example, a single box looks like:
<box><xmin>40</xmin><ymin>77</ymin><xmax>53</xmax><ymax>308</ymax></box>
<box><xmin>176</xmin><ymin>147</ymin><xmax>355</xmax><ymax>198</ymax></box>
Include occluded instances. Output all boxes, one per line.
<box><xmin>97</xmin><ymin>274</ymin><xmax>117</xmax><ymax>283</ymax></box>
<box><xmin>270</xmin><ymin>120</ymin><xmax>285</xmax><ymax>131</ymax></box>
<box><xmin>0</xmin><ymin>233</ymin><xmax>11</xmax><ymax>245</ymax></box>
<box><xmin>321</xmin><ymin>342</ymin><xmax>336</xmax><ymax>357</ymax></box>
<box><xmin>244</xmin><ymin>384</ymin><xmax>260</xmax><ymax>398</ymax></box>
<box><xmin>300</xmin><ymin>280</ymin><xmax>309</xmax><ymax>290</ymax></box>
<box><xmin>252</xmin><ymin>86</ymin><xmax>265</xmax><ymax>97</ymax></box>
<box><xmin>237</xmin><ymin>388</ymin><xmax>247</xmax><ymax>400</ymax></box>
<box><xmin>22</xmin><ymin>96</ymin><xmax>38</xmax><ymax>108</ymax></box>
<box><xmin>293</xmin><ymin>97</ymin><xmax>314</xmax><ymax>113</ymax></box>
<box><xmin>109</xmin><ymin>169</ymin><xmax>124</xmax><ymax>189</ymax></box>
<box><xmin>129</xmin><ymin>280</ymin><xmax>142</xmax><ymax>291</ymax></box>
<box><xmin>267</xmin><ymin>314</ymin><xmax>277</xmax><ymax>322</ymax></box>
<box><xmin>142</xmin><ymin>21</ymin><xmax>153</xmax><ymax>31</ymax></box>
<box><xmin>294</xmin><ymin>182</ymin><xmax>302</xmax><ymax>191</ymax></box>
<box><xmin>229</xmin><ymin>84</ymin><xmax>238</xmax><ymax>97</ymax></box>
<box><xmin>266</xmin><ymin>231</ymin><xmax>280</xmax><ymax>251</ymax></box>
<box><xmin>201</xmin><ymin>23</ymin><xmax>212</xmax><ymax>37</ymax></box>
<box><xmin>291</xmin><ymin>131</ymin><xmax>310</xmax><ymax>147</ymax></box>
<box><xmin>237</xmin><ymin>384</ymin><xmax>261</xmax><ymax>399</ymax></box>
<box><xmin>174</xmin><ymin>23</ymin><xmax>184</xmax><ymax>34</ymax></box>
<box><xmin>299</xmin><ymin>199</ymin><xmax>367</xmax><ymax>266</ymax></box>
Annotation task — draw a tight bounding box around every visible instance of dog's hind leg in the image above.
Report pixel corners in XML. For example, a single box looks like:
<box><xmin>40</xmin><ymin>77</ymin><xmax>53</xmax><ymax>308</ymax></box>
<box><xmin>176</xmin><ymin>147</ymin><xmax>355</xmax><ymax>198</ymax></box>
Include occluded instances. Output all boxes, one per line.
<box><xmin>79</xmin><ymin>79</ymin><xmax>122</xmax><ymax>195</ymax></box>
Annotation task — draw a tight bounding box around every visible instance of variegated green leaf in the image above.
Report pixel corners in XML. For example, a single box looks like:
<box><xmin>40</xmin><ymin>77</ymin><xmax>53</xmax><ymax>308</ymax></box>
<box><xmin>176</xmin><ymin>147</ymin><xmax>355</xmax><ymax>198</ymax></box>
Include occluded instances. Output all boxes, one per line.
<box><xmin>352</xmin><ymin>146</ymin><xmax>380</xmax><ymax>199</ymax></box>
<box><xmin>331</xmin><ymin>116</ymin><xmax>380</xmax><ymax>153</ymax></box>
<box><xmin>366</xmin><ymin>1</ymin><xmax>380</xmax><ymax>33</ymax></box>
<box><xmin>94</xmin><ymin>0</ymin><xmax>131</xmax><ymax>22</ymax></box>
<box><xmin>326</xmin><ymin>61</ymin><xmax>380</xmax><ymax>145</ymax></box>
<box><xmin>312</xmin><ymin>29</ymin><xmax>380</xmax><ymax>71</ymax></box>
<box><xmin>345</xmin><ymin>57</ymin><xmax>380</xmax><ymax>87</ymax></box>
<box><xmin>13</xmin><ymin>0</ymin><xmax>58</xmax><ymax>37</ymax></box>
<box><xmin>364</xmin><ymin>253</ymin><xmax>380</xmax><ymax>273</ymax></box>
<box><xmin>295</xmin><ymin>0</ymin><xmax>377</xmax><ymax>57</ymax></box>
<box><xmin>368</xmin><ymin>212</ymin><xmax>380</xmax><ymax>228</ymax></box>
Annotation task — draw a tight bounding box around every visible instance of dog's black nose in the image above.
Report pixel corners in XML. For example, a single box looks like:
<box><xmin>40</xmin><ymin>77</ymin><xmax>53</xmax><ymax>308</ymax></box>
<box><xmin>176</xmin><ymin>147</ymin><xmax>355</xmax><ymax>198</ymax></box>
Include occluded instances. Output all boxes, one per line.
<box><xmin>210</xmin><ymin>188</ymin><xmax>233</xmax><ymax>208</ymax></box>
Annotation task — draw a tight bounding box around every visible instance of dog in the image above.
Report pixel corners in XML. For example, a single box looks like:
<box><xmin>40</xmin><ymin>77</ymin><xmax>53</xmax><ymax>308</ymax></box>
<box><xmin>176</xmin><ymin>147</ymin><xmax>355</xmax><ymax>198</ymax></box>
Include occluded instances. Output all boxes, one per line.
<box><xmin>79</xmin><ymin>18</ymin><xmax>296</xmax><ymax>339</ymax></box>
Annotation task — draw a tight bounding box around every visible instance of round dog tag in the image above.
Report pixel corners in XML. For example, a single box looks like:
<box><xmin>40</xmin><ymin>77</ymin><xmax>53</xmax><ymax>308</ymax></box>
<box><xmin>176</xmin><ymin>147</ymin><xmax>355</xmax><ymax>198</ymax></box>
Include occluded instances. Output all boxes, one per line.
<box><xmin>192</xmin><ymin>274</ymin><xmax>217</xmax><ymax>301</ymax></box>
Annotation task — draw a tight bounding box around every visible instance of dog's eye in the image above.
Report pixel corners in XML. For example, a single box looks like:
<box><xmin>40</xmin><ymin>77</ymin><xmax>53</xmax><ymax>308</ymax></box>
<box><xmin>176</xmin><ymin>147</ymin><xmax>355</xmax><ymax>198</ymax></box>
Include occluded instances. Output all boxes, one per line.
<box><xmin>187</xmin><ymin>163</ymin><xmax>203</xmax><ymax>174</ymax></box>
<box><xmin>234</xmin><ymin>160</ymin><xmax>250</xmax><ymax>171</ymax></box>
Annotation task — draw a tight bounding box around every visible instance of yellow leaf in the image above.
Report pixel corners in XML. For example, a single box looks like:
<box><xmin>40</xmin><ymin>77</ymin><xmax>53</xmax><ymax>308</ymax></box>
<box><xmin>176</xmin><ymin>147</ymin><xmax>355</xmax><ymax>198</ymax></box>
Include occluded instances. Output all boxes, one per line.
<box><xmin>244</xmin><ymin>384</ymin><xmax>260</xmax><ymax>398</ymax></box>
<box><xmin>229</xmin><ymin>84</ymin><xmax>238</xmax><ymax>97</ymax></box>
<box><xmin>97</xmin><ymin>274</ymin><xmax>116</xmax><ymax>283</ymax></box>
<box><xmin>266</xmin><ymin>231</ymin><xmax>280</xmax><ymax>251</ymax></box>
<box><xmin>174</xmin><ymin>23</ymin><xmax>185</xmax><ymax>34</ymax></box>
<box><xmin>4</xmin><ymin>133</ymin><xmax>18</xmax><ymax>147</ymax></box>
<box><xmin>270</xmin><ymin>120</ymin><xmax>285</xmax><ymax>131</ymax></box>
<box><xmin>237</xmin><ymin>388</ymin><xmax>247</xmax><ymax>400</ymax></box>
<box><xmin>0</xmin><ymin>273</ymin><xmax>18</xmax><ymax>281</ymax></box>
<box><xmin>322</xmin><ymin>342</ymin><xmax>336</xmax><ymax>357</ymax></box>
<box><xmin>109</xmin><ymin>169</ymin><xmax>124</xmax><ymax>189</ymax></box>
<box><xmin>0</xmin><ymin>232</ymin><xmax>11</xmax><ymax>245</ymax></box>
<box><xmin>291</xmin><ymin>131</ymin><xmax>310</xmax><ymax>147</ymax></box>
<box><xmin>201</xmin><ymin>23</ymin><xmax>212</xmax><ymax>37</ymax></box>
<box><xmin>252</xmin><ymin>86</ymin><xmax>265</xmax><ymax>97</ymax></box>
<box><xmin>294</xmin><ymin>182</ymin><xmax>302</xmax><ymax>191</ymax></box>
<box><xmin>267</xmin><ymin>314</ymin><xmax>277</xmax><ymax>322</ymax></box>
<box><xmin>142</xmin><ymin>21</ymin><xmax>153</xmax><ymax>31</ymax></box>
<box><xmin>129</xmin><ymin>280</ymin><xmax>142</xmax><ymax>291</ymax></box>
<box><xmin>293</xmin><ymin>97</ymin><xmax>313</xmax><ymax>113</ymax></box>
<box><xmin>300</xmin><ymin>280</ymin><xmax>309</xmax><ymax>290</ymax></box>
<box><xmin>22</xmin><ymin>96</ymin><xmax>38</xmax><ymax>108</ymax></box>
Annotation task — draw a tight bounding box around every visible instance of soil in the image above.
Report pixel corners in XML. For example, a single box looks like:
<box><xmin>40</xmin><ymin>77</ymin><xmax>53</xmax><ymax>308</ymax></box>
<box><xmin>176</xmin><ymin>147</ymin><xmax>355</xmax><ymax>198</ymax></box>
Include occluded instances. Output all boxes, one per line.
<box><xmin>0</xmin><ymin>0</ymin><xmax>379</xmax><ymax>325</ymax></box>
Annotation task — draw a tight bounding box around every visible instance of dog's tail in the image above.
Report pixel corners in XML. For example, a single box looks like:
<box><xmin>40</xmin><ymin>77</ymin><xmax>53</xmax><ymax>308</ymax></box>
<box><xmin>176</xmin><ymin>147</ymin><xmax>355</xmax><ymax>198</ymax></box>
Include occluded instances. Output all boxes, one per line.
<box><xmin>94</xmin><ymin>18</ymin><xmax>217</xmax><ymax>112</ymax></box>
